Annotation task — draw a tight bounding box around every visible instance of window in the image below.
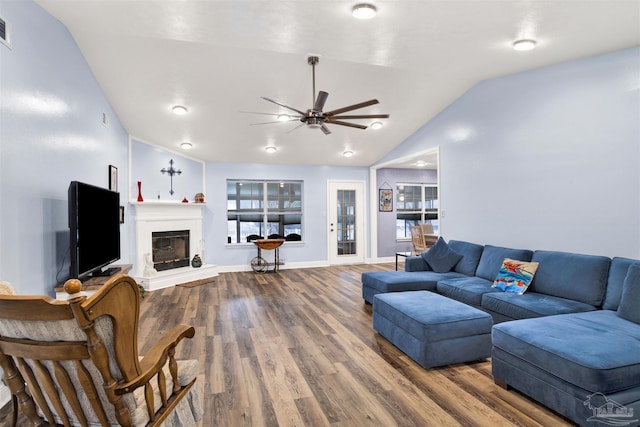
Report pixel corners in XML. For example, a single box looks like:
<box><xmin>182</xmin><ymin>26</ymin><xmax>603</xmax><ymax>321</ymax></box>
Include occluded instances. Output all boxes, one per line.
<box><xmin>227</xmin><ymin>180</ymin><xmax>303</xmax><ymax>243</ymax></box>
<box><xmin>396</xmin><ymin>183</ymin><xmax>438</xmax><ymax>238</ymax></box>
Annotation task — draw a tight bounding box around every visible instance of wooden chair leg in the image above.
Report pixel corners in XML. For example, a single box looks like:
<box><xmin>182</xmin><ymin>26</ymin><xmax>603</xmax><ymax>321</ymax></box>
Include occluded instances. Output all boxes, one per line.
<box><xmin>11</xmin><ymin>394</ymin><xmax>17</xmax><ymax>427</ymax></box>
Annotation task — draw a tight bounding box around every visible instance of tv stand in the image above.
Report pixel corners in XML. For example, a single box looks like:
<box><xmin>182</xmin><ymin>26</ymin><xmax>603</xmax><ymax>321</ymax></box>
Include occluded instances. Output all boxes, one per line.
<box><xmin>91</xmin><ymin>267</ymin><xmax>120</xmax><ymax>277</ymax></box>
<box><xmin>54</xmin><ymin>264</ymin><xmax>132</xmax><ymax>299</ymax></box>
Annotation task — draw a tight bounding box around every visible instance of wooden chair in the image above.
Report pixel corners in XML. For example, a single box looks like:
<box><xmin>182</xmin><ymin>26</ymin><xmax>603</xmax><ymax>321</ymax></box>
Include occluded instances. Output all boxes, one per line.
<box><xmin>410</xmin><ymin>225</ymin><xmax>427</xmax><ymax>255</ymax></box>
<box><xmin>0</xmin><ymin>274</ymin><xmax>202</xmax><ymax>426</ymax></box>
<box><xmin>420</xmin><ymin>223</ymin><xmax>439</xmax><ymax>248</ymax></box>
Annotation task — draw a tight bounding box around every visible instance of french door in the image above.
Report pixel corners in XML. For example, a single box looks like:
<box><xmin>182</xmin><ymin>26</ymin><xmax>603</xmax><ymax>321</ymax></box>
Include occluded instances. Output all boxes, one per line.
<box><xmin>327</xmin><ymin>181</ymin><xmax>365</xmax><ymax>265</ymax></box>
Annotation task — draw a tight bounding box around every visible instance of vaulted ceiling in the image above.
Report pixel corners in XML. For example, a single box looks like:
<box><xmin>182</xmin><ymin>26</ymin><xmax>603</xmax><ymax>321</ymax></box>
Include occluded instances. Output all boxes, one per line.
<box><xmin>36</xmin><ymin>0</ymin><xmax>640</xmax><ymax>167</ymax></box>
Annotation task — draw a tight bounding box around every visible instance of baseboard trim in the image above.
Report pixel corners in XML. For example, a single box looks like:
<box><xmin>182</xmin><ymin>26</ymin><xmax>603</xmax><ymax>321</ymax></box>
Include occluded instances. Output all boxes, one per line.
<box><xmin>216</xmin><ymin>260</ymin><xmax>330</xmax><ymax>273</ymax></box>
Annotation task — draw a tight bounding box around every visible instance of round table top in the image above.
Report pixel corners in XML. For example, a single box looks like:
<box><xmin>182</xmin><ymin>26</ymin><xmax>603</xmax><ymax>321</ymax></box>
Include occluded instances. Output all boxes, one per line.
<box><xmin>253</xmin><ymin>239</ymin><xmax>285</xmax><ymax>250</ymax></box>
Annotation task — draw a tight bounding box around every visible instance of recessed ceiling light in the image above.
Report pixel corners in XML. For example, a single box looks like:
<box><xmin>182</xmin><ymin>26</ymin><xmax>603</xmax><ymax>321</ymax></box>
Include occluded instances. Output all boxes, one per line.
<box><xmin>415</xmin><ymin>160</ymin><xmax>426</xmax><ymax>167</ymax></box>
<box><xmin>352</xmin><ymin>3</ymin><xmax>377</xmax><ymax>19</ymax></box>
<box><xmin>180</xmin><ymin>142</ymin><xmax>193</xmax><ymax>150</ymax></box>
<box><xmin>265</xmin><ymin>146</ymin><xmax>277</xmax><ymax>153</ymax></box>
<box><xmin>277</xmin><ymin>114</ymin><xmax>290</xmax><ymax>122</ymax></box>
<box><xmin>343</xmin><ymin>150</ymin><xmax>354</xmax><ymax>158</ymax></box>
<box><xmin>512</xmin><ymin>39</ymin><xmax>536</xmax><ymax>51</ymax></box>
<box><xmin>172</xmin><ymin>105</ymin><xmax>188</xmax><ymax>115</ymax></box>
<box><xmin>370</xmin><ymin>121</ymin><xmax>383</xmax><ymax>130</ymax></box>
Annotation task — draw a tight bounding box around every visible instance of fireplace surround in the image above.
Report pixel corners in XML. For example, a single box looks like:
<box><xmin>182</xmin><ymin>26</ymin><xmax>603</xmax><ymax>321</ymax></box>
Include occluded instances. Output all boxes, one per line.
<box><xmin>132</xmin><ymin>201</ymin><xmax>217</xmax><ymax>290</ymax></box>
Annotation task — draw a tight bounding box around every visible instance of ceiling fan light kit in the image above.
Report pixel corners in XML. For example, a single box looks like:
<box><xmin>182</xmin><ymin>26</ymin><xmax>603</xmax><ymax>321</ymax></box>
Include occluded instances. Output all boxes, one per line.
<box><xmin>352</xmin><ymin>3</ymin><xmax>377</xmax><ymax>19</ymax></box>
<box><xmin>256</xmin><ymin>56</ymin><xmax>389</xmax><ymax>135</ymax></box>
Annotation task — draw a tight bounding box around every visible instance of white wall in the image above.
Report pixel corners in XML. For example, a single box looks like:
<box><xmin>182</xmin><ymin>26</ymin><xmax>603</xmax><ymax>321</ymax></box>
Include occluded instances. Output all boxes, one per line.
<box><xmin>377</xmin><ymin>47</ymin><xmax>640</xmax><ymax>258</ymax></box>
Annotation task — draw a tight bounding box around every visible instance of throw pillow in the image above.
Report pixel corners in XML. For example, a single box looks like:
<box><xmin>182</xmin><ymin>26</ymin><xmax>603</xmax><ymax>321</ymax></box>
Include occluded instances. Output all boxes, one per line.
<box><xmin>421</xmin><ymin>237</ymin><xmax>462</xmax><ymax>273</ymax></box>
<box><xmin>492</xmin><ymin>258</ymin><xmax>539</xmax><ymax>295</ymax></box>
<box><xmin>617</xmin><ymin>263</ymin><xmax>640</xmax><ymax>324</ymax></box>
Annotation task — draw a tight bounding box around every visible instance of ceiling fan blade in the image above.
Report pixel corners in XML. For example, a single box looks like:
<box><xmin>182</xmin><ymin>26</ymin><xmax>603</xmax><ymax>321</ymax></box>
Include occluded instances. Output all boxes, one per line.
<box><xmin>325</xmin><ymin>99</ymin><xmax>379</xmax><ymax>116</ymax></box>
<box><xmin>314</xmin><ymin>91</ymin><xmax>329</xmax><ymax>112</ymax></box>
<box><xmin>249</xmin><ymin>118</ymin><xmax>300</xmax><ymax>126</ymax></box>
<box><xmin>261</xmin><ymin>96</ymin><xmax>306</xmax><ymax>116</ymax></box>
<box><xmin>286</xmin><ymin>122</ymin><xmax>306</xmax><ymax>134</ymax></box>
<box><xmin>331</xmin><ymin>114</ymin><xmax>390</xmax><ymax>120</ymax></box>
<box><xmin>240</xmin><ymin>110</ymin><xmax>290</xmax><ymax>116</ymax></box>
<box><xmin>320</xmin><ymin>124</ymin><xmax>332</xmax><ymax>135</ymax></box>
<box><xmin>329</xmin><ymin>120</ymin><xmax>368</xmax><ymax>130</ymax></box>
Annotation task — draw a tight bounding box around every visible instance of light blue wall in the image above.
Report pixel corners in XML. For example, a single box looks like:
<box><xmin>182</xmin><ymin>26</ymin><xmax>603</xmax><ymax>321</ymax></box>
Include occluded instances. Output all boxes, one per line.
<box><xmin>378</xmin><ymin>47</ymin><xmax>640</xmax><ymax>258</ymax></box>
<box><xmin>203</xmin><ymin>162</ymin><xmax>369</xmax><ymax>269</ymax></box>
<box><xmin>131</xmin><ymin>139</ymin><xmax>204</xmax><ymax>202</ymax></box>
<box><xmin>376</xmin><ymin>168</ymin><xmax>437</xmax><ymax>257</ymax></box>
<box><xmin>0</xmin><ymin>1</ymin><xmax>131</xmax><ymax>295</ymax></box>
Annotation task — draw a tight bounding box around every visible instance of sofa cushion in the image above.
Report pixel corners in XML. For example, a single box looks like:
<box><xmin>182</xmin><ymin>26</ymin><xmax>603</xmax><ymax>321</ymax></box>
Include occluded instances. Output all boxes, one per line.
<box><xmin>361</xmin><ymin>271</ymin><xmax>467</xmax><ymax>304</ymax></box>
<box><xmin>482</xmin><ymin>291</ymin><xmax>597</xmax><ymax>320</ymax></box>
<box><xmin>617</xmin><ymin>263</ymin><xmax>640</xmax><ymax>324</ymax></box>
<box><xmin>373</xmin><ymin>291</ymin><xmax>492</xmax><ymax>342</ymax></box>
<box><xmin>603</xmin><ymin>257</ymin><xmax>640</xmax><ymax>310</ymax></box>
<box><xmin>404</xmin><ymin>255</ymin><xmax>432</xmax><ymax>272</ymax></box>
<box><xmin>475</xmin><ymin>245</ymin><xmax>533</xmax><ymax>281</ymax></box>
<box><xmin>421</xmin><ymin>237</ymin><xmax>462</xmax><ymax>273</ymax></box>
<box><xmin>492</xmin><ymin>310</ymin><xmax>640</xmax><ymax>393</ymax></box>
<box><xmin>437</xmin><ymin>277</ymin><xmax>501</xmax><ymax>307</ymax></box>
<box><xmin>448</xmin><ymin>240</ymin><xmax>484</xmax><ymax>276</ymax></box>
<box><xmin>529</xmin><ymin>250</ymin><xmax>610</xmax><ymax>306</ymax></box>
<box><xmin>492</xmin><ymin>259</ymin><xmax>539</xmax><ymax>294</ymax></box>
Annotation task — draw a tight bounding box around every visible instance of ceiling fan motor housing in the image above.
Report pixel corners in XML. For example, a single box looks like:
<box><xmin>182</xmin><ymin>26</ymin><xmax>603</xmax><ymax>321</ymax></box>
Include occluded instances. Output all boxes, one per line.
<box><xmin>258</xmin><ymin>56</ymin><xmax>388</xmax><ymax>134</ymax></box>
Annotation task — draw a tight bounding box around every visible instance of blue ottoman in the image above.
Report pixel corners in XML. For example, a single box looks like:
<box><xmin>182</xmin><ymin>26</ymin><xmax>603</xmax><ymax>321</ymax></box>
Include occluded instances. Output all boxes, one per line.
<box><xmin>373</xmin><ymin>291</ymin><xmax>493</xmax><ymax>368</ymax></box>
<box><xmin>362</xmin><ymin>271</ymin><xmax>465</xmax><ymax>304</ymax></box>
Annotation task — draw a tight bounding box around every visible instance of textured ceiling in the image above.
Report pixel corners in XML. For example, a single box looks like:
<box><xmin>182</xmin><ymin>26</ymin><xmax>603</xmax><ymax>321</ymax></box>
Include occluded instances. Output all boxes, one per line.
<box><xmin>36</xmin><ymin>0</ymin><xmax>640</xmax><ymax>167</ymax></box>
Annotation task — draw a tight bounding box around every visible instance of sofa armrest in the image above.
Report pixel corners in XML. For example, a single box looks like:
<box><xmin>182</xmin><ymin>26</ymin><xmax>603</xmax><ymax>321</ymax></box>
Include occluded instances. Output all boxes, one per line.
<box><xmin>405</xmin><ymin>256</ymin><xmax>432</xmax><ymax>272</ymax></box>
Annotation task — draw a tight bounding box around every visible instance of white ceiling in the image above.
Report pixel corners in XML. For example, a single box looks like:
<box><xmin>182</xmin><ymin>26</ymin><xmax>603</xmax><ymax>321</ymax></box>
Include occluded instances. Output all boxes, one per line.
<box><xmin>36</xmin><ymin>1</ymin><xmax>640</xmax><ymax>168</ymax></box>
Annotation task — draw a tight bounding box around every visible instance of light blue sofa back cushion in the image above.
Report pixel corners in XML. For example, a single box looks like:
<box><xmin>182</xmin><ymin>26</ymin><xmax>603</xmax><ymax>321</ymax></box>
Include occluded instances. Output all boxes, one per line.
<box><xmin>603</xmin><ymin>257</ymin><xmax>639</xmax><ymax>310</ymax></box>
<box><xmin>530</xmin><ymin>250</ymin><xmax>611</xmax><ymax>306</ymax></box>
<box><xmin>475</xmin><ymin>245</ymin><xmax>534</xmax><ymax>281</ymax></box>
<box><xmin>617</xmin><ymin>263</ymin><xmax>640</xmax><ymax>324</ymax></box>
<box><xmin>448</xmin><ymin>241</ymin><xmax>484</xmax><ymax>277</ymax></box>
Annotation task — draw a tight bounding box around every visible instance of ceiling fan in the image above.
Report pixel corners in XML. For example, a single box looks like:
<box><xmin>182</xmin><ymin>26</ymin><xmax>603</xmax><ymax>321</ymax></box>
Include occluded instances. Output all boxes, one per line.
<box><xmin>254</xmin><ymin>56</ymin><xmax>389</xmax><ymax>135</ymax></box>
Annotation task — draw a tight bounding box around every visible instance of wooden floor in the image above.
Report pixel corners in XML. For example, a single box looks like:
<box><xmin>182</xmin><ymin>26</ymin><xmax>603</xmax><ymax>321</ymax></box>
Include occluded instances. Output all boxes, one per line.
<box><xmin>1</xmin><ymin>263</ymin><xmax>575</xmax><ymax>426</ymax></box>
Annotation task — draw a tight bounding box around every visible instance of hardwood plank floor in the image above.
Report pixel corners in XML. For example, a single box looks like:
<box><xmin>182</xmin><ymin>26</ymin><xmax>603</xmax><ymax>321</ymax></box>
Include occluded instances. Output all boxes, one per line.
<box><xmin>140</xmin><ymin>263</ymin><xmax>574</xmax><ymax>427</ymax></box>
<box><xmin>0</xmin><ymin>263</ymin><xmax>576</xmax><ymax>426</ymax></box>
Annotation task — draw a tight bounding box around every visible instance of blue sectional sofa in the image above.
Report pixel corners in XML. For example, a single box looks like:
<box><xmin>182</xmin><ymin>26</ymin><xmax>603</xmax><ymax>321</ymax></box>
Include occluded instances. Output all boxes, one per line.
<box><xmin>361</xmin><ymin>239</ymin><xmax>640</xmax><ymax>426</ymax></box>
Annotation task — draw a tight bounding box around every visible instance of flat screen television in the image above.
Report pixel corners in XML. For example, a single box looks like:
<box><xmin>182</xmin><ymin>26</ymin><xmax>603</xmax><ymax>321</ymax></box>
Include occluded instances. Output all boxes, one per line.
<box><xmin>68</xmin><ymin>181</ymin><xmax>121</xmax><ymax>279</ymax></box>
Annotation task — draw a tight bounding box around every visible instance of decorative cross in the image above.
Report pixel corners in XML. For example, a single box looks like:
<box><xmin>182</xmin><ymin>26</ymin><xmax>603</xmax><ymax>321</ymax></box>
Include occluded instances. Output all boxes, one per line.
<box><xmin>160</xmin><ymin>159</ymin><xmax>182</xmax><ymax>195</ymax></box>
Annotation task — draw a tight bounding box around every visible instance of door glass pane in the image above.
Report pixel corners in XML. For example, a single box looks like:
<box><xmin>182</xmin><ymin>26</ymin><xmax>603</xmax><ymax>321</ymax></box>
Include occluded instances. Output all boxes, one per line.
<box><xmin>337</xmin><ymin>190</ymin><xmax>356</xmax><ymax>255</ymax></box>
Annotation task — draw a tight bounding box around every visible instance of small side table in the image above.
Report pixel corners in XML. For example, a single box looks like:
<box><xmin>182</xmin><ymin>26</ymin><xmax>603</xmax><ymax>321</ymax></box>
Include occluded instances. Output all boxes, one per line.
<box><xmin>252</xmin><ymin>239</ymin><xmax>285</xmax><ymax>273</ymax></box>
<box><xmin>395</xmin><ymin>251</ymin><xmax>412</xmax><ymax>271</ymax></box>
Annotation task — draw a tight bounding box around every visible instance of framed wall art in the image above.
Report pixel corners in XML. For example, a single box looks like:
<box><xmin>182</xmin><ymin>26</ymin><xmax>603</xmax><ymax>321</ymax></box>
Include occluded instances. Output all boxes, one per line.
<box><xmin>109</xmin><ymin>165</ymin><xmax>118</xmax><ymax>192</ymax></box>
<box><xmin>379</xmin><ymin>189</ymin><xmax>393</xmax><ymax>212</ymax></box>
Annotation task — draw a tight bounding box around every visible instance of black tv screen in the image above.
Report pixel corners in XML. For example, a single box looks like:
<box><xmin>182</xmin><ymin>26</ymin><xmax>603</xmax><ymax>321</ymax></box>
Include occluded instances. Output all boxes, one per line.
<box><xmin>69</xmin><ymin>181</ymin><xmax>121</xmax><ymax>279</ymax></box>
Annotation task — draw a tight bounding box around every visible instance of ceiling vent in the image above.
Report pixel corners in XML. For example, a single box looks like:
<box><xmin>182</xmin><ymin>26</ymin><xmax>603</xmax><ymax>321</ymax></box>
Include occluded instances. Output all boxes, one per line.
<box><xmin>0</xmin><ymin>17</ymin><xmax>10</xmax><ymax>48</ymax></box>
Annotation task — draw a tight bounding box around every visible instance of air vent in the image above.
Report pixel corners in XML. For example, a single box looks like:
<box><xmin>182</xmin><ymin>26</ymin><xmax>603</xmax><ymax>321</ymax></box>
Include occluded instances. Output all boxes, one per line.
<box><xmin>0</xmin><ymin>17</ymin><xmax>10</xmax><ymax>48</ymax></box>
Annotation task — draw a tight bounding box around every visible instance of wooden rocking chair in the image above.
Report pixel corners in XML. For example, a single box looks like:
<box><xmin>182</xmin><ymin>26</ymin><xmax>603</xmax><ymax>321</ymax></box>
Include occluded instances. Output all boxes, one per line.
<box><xmin>0</xmin><ymin>274</ymin><xmax>202</xmax><ymax>426</ymax></box>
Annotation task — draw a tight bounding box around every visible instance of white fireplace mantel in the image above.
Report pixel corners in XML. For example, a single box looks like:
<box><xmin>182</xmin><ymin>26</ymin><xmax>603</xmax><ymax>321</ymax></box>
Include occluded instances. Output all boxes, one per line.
<box><xmin>131</xmin><ymin>202</ymin><xmax>217</xmax><ymax>290</ymax></box>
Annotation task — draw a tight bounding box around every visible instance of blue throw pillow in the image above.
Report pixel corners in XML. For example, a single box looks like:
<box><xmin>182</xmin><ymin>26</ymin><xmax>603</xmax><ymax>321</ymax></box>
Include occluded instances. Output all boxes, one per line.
<box><xmin>421</xmin><ymin>237</ymin><xmax>462</xmax><ymax>273</ymax></box>
<box><xmin>617</xmin><ymin>263</ymin><xmax>640</xmax><ymax>324</ymax></box>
